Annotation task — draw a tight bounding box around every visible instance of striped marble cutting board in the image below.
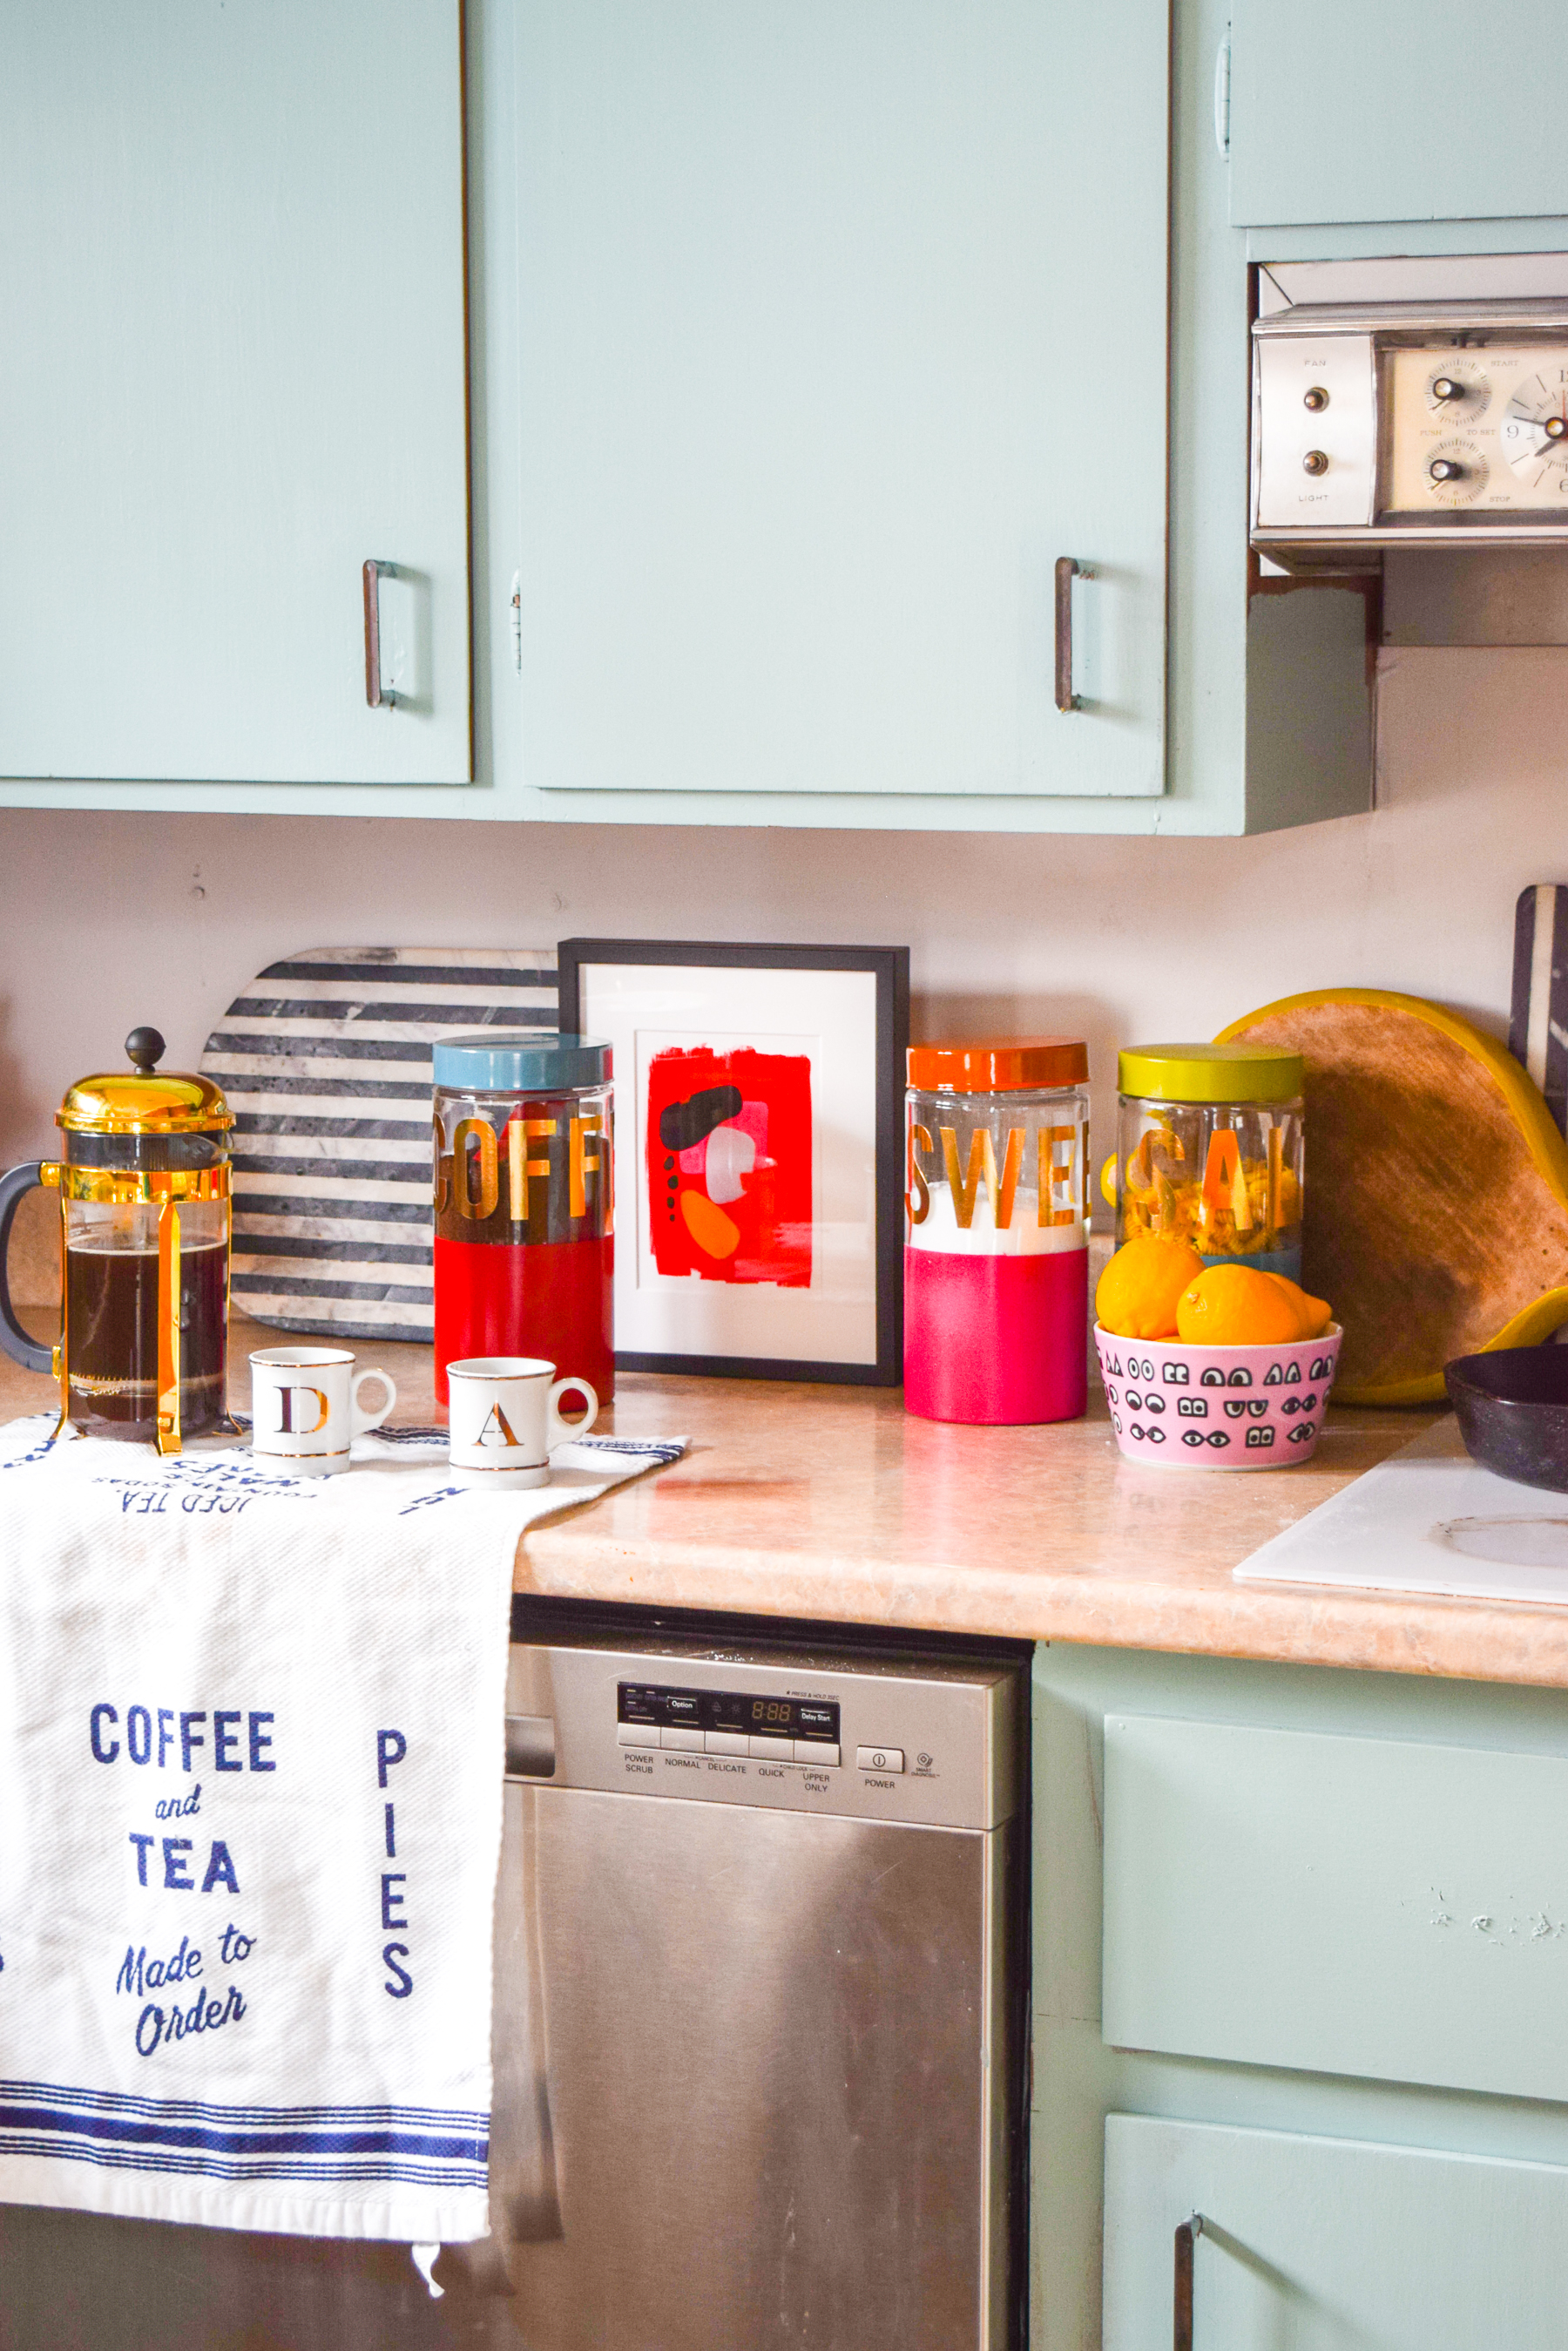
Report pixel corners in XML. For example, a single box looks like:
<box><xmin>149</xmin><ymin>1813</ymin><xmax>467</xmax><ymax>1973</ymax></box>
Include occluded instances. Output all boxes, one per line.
<box><xmin>200</xmin><ymin>946</ymin><xmax>558</xmax><ymax>1344</ymax></box>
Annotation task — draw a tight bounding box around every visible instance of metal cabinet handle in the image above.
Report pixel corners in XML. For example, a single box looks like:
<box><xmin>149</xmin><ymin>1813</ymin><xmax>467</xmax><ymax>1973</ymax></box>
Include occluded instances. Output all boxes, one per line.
<box><xmin>1213</xmin><ymin>27</ymin><xmax>1231</xmax><ymax>159</ymax></box>
<box><xmin>1174</xmin><ymin>2212</ymin><xmax>1205</xmax><ymax>2351</ymax></box>
<box><xmin>1055</xmin><ymin>555</ymin><xmax>1092</xmax><ymax>713</ymax></box>
<box><xmin>362</xmin><ymin>559</ymin><xmax>401</xmax><ymax>708</ymax></box>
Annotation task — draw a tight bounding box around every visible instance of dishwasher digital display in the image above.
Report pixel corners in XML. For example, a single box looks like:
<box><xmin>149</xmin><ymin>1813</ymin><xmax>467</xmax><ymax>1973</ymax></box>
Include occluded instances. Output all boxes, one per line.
<box><xmin>618</xmin><ymin>1684</ymin><xmax>841</xmax><ymax>1743</ymax></box>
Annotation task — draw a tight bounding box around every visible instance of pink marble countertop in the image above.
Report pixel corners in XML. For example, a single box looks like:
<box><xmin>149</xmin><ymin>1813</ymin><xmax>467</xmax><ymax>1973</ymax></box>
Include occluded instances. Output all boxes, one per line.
<box><xmin>6</xmin><ymin>1315</ymin><xmax>1567</xmax><ymax>1686</ymax></box>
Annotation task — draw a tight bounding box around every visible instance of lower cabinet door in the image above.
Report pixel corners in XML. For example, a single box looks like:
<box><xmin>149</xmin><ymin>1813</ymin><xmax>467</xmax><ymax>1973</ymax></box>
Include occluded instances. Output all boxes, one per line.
<box><xmin>1105</xmin><ymin>2113</ymin><xmax>1568</xmax><ymax>2347</ymax></box>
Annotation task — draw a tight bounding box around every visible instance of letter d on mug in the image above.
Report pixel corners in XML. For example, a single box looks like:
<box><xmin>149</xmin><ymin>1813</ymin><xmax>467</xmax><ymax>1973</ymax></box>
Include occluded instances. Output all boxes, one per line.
<box><xmin>249</xmin><ymin>1347</ymin><xmax>396</xmax><ymax>1476</ymax></box>
<box><xmin>446</xmin><ymin>1358</ymin><xmax>598</xmax><ymax>1489</ymax></box>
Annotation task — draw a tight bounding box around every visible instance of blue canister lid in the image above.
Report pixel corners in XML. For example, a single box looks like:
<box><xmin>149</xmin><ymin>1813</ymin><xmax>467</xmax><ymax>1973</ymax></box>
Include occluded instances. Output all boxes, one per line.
<box><xmin>433</xmin><ymin>1032</ymin><xmax>612</xmax><ymax>1093</ymax></box>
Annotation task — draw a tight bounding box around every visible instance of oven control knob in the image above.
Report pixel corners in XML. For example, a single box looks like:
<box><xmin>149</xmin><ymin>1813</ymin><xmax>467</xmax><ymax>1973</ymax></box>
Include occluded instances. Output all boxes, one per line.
<box><xmin>1302</xmin><ymin>384</ymin><xmax>1329</xmax><ymax>412</ymax></box>
<box><xmin>1301</xmin><ymin>449</ymin><xmax>1329</xmax><ymax>476</ymax></box>
<box><xmin>1429</xmin><ymin>457</ymin><xmax>1464</xmax><ymax>481</ymax></box>
<box><xmin>1431</xmin><ymin>377</ymin><xmax>1463</xmax><ymax>404</ymax></box>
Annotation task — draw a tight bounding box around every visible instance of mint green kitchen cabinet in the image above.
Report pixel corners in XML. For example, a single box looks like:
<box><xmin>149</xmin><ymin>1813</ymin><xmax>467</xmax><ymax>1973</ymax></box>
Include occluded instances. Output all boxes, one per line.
<box><xmin>1033</xmin><ymin>1645</ymin><xmax>1568</xmax><ymax>2348</ymax></box>
<box><xmin>1228</xmin><ymin>0</ymin><xmax>1568</xmax><ymax>232</ymax></box>
<box><xmin>515</xmin><ymin>0</ymin><xmax>1171</xmax><ymax>816</ymax></box>
<box><xmin>1103</xmin><ymin>1712</ymin><xmax>1568</xmax><ymax>2103</ymax></box>
<box><xmin>1105</xmin><ymin>2115</ymin><xmax>1568</xmax><ymax>2345</ymax></box>
<box><xmin>0</xmin><ymin>0</ymin><xmax>1379</xmax><ymax>833</ymax></box>
<box><xmin>0</xmin><ymin>2</ymin><xmax>471</xmax><ymax>789</ymax></box>
<box><xmin>513</xmin><ymin>0</ymin><xmax>1373</xmax><ymax>837</ymax></box>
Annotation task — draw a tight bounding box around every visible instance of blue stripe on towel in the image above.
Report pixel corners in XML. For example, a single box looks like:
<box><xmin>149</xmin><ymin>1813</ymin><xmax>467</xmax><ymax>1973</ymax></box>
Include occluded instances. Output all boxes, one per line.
<box><xmin>0</xmin><ymin>2081</ymin><xmax>485</xmax><ymax>2129</ymax></box>
<box><xmin>0</xmin><ymin>2083</ymin><xmax>487</xmax><ymax>2185</ymax></box>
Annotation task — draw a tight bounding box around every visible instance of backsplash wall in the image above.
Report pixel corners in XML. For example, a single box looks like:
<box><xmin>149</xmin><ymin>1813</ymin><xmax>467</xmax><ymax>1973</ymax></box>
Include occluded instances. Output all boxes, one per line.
<box><xmin>2</xmin><ymin>647</ymin><xmax>1565</xmax><ymax>1168</ymax></box>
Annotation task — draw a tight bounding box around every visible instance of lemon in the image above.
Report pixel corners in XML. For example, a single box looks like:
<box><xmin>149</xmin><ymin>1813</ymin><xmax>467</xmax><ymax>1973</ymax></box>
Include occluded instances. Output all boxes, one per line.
<box><xmin>1262</xmin><ymin>1271</ymin><xmax>1333</xmax><ymax>1340</ymax></box>
<box><xmin>1176</xmin><ymin>1264</ymin><xmax>1303</xmax><ymax>1347</ymax></box>
<box><xmin>1096</xmin><ymin>1236</ymin><xmax>1206</xmax><ymax>1340</ymax></box>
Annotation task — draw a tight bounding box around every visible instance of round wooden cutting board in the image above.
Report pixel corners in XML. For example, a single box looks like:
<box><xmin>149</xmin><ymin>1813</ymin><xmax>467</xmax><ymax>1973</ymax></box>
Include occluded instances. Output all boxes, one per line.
<box><xmin>1218</xmin><ymin>989</ymin><xmax>1568</xmax><ymax>1405</ymax></box>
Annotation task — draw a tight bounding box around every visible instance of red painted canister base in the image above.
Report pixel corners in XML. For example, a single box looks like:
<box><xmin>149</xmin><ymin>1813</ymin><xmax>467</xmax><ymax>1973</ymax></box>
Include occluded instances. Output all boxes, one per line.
<box><xmin>903</xmin><ymin>1242</ymin><xmax>1087</xmax><ymax>1426</ymax></box>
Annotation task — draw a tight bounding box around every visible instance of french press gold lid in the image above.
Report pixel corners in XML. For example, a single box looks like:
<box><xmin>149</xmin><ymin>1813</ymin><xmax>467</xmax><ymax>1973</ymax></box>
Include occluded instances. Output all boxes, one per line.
<box><xmin>57</xmin><ymin>1026</ymin><xmax>233</xmax><ymax>1137</ymax></box>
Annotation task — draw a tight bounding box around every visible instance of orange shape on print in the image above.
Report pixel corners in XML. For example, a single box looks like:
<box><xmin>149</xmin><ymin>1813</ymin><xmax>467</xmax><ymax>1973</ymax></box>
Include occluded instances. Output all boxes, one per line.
<box><xmin>680</xmin><ymin>1189</ymin><xmax>741</xmax><ymax>1260</ymax></box>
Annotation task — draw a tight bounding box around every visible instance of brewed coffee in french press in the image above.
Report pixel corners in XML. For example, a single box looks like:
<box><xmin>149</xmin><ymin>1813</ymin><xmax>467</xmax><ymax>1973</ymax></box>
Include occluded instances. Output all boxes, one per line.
<box><xmin>0</xmin><ymin>1028</ymin><xmax>234</xmax><ymax>1448</ymax></box>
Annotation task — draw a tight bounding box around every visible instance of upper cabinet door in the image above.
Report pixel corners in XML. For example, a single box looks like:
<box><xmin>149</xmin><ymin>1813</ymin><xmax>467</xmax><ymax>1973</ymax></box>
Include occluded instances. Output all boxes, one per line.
<box><xmin>517</xmin><ymin>1</ymin><xmax>1169</xmax><ymax>802</ymax></box>
<box><xmin>1229</xmin><ymin>0</ymin><xmax>1568</xmax><ymax>228</ymax></box>
<box><xmin>0</xmin><ymin>3</ymin><xmax>471</xmax><ymax>785</ymax></box>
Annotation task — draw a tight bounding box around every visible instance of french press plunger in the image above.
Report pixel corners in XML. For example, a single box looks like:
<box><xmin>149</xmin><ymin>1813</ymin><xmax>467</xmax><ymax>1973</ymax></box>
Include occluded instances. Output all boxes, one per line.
<box><xmin>0</xmin><ymin>1028</ymin><xmax>235</xmax><ymax>1450</ymax></box>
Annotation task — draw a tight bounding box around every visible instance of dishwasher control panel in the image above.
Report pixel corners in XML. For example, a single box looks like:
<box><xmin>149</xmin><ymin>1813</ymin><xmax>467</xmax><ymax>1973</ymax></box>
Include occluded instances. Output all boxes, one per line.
<box><xmin>508</xmin><ymin>1633</ymin><xmax>1020</xmax><ymax>1831</ymax></box>
<box><xmin>618</xmin><ymin>1683</ymin><xmax>841</xmax><ymax>1765</ymax></box>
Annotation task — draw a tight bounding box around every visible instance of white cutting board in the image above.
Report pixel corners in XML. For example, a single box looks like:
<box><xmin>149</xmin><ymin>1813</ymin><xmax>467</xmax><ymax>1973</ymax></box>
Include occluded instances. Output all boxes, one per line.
<box><xmin>1235</xmin><ymin>1415</ymin><xmax>1568</xmax><ymax>1604</ymax></box>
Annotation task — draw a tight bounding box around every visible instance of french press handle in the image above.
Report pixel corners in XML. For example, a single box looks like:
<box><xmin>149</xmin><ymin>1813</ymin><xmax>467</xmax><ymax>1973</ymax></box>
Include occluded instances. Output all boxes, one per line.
<box><xmin>0</xmin><ymin>1162</ymin><xmax>57</xmax><ymax>1377</ymax></box>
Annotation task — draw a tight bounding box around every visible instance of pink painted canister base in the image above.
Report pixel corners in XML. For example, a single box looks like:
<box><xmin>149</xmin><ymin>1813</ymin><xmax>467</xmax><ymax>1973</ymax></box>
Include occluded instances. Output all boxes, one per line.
<box><xmin>905</xmin><ymin>1244</ymin><xmax>1088</xmax><ymax>1425</ymax></box>
<box><xmin>1094</xmin><ymin>1322</ymin><xmax>1343</xmax><ymax>1468</ymax></box>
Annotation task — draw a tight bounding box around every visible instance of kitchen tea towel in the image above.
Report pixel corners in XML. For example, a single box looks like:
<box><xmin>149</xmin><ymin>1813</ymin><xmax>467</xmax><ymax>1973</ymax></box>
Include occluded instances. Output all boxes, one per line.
<box><xmin>0</xmin><ymin>1417</ymin><xmax>684</xmax><ymax>2242</ymax></box>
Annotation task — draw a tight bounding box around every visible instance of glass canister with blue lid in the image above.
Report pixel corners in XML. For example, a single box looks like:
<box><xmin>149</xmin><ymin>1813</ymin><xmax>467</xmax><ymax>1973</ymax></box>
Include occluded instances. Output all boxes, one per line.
<box><xmin>1106</xmin><ymin>1042</ymin><xmax>1305</xmax><ymax>1279</ymax></box>
<box><xmin>432</xmin><ymin>1033</ymin><xmax>613</xmax><ymax>1406</ymax></box>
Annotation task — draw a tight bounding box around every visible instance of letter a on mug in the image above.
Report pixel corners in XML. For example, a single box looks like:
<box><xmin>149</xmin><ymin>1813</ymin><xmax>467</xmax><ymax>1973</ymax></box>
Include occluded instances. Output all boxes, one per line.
<box><xmin>446</xmin><ymin>1358</ymin><xmax>599</xmax><ymax>1490</ymax></box>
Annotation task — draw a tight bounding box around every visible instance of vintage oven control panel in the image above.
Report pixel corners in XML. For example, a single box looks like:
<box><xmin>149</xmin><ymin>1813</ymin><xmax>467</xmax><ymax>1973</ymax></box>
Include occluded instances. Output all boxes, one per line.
<box><xmin>1252</xmin><ymin>299</ymin><xmax>1568</xmax><ymax>564</ymax></box>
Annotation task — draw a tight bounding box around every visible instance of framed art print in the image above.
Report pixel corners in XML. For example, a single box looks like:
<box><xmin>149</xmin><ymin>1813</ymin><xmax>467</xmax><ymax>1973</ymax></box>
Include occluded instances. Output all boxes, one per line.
<box><xmin>557</xmin><ymin>940</ymin><xmax>909</xmax><ymax>1382</ymax></box>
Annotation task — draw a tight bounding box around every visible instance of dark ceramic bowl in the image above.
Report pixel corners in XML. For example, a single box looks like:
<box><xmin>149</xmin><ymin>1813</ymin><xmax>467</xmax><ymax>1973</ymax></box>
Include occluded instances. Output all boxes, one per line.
<box><xmin>1445</xmin><ymin>1346</ymin><xmax>1568</xmax><ymax>1492</ymax></box>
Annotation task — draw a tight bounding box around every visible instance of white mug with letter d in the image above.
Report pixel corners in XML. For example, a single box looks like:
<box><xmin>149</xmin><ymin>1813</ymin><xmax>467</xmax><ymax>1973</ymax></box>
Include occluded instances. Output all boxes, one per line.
<box><xmin>446</xmin><ymin>1357</ymin><xmax>598</xmax><ymax>1489</ymax></box>
<box><xmin>248</xmin><ymin>1346</ymin><xmax>397</xmax><ymax>1475</ymax></box>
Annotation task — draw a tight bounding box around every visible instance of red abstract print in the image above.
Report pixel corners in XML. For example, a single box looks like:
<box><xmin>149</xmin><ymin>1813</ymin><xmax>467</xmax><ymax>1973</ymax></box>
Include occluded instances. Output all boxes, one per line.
<box><xmin>645</xmin><ymin>1047</ymin><xmax>813</xmax><ymax>1285</ymax></box>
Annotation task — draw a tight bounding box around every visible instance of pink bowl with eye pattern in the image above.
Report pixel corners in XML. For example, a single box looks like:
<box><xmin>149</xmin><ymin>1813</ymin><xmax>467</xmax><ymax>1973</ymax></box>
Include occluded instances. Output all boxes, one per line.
<box><xmin>1094</xmin><ymin>1323</ymin><xmax>1343</xmax><ymax>1468</ymax></box>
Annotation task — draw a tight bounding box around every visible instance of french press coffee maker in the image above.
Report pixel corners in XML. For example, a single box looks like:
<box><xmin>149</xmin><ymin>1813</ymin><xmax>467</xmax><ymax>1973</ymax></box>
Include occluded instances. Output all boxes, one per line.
<box><xmin>0</xmin><ymin>1028</ymin><xmax>234</xmax><ymax>1450</ymax></box>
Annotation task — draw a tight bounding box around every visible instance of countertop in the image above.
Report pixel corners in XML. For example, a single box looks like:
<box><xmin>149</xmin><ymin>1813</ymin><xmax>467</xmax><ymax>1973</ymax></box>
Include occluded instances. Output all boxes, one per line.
<box><xmin>7</xmin><ymin>1314</ymin><xmax>1568</xmax><ymax>1686</ymax></box>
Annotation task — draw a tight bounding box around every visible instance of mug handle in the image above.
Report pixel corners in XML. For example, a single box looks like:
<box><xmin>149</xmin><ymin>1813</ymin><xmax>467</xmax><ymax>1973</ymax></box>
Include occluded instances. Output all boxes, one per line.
<box><xmin>351</xmin><ymin>1367</ymin><xmax>397</xmax><ymax>1435</ymax></box>
<box><xmin>546</xmin><ymin>1377</ymin><xmax>598</xmax><ymax>1450</ymax></box>
<box><xmin>0</xmin><ymin>1162</ymin><xmax>56</xmax><ymax>1377</ymax></box>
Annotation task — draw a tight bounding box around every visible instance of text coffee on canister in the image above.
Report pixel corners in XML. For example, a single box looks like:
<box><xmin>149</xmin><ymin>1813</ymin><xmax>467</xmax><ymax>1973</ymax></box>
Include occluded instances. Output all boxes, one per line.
<box><xmin>431</xmin><ymin>1033</ymin><xmax>613</xmax><ymax>1407</ymax></box>
<box><xmin>904</xmin><ymin>1038</ymin><xmax>1090</xmax><ymax>1426</ymax></box>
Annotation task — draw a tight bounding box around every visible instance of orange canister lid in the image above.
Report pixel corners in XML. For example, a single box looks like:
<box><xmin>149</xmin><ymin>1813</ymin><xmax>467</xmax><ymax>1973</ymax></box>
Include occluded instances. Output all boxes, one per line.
<box><xmin>906</xmin><ymin>1036</ymin><xmax>1089</xmax><ymax>1093</ymax></box>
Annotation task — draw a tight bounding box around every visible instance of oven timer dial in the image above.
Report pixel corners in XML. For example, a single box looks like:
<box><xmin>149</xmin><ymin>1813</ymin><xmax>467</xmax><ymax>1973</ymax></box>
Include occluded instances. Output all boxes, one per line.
<box><xmin>1426</xmin><ymin>362</ymin><xmax>1490</xmax><ymax>423</ymax></box>
<box><xmin>1425</xmin><ymin>438</ymin><xmax>1488</xmax><ymax>505</ymax></box>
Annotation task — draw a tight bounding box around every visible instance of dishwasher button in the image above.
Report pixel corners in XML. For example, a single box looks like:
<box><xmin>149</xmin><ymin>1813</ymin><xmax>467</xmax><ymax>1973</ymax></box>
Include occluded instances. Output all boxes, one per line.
<box><xmin>748</xmin><ymin>1734</ymin><xmax>794</xmax><ymax>1761</ymax></box>
<box><xmin>794</xmin><ymin>1741</ymin><xmax>840</xmax><ymax>1766</ymax></box>
<box><xmin>617</xmin><ymin>1723</ymin><xmax>659</xmax><ymax>1748</ymax></box>
<box><xmin>705</xmin><ymin>1731</ymin><xmax>749</xmax><ymax>1757</ymax></box>
<box><xmin>661</xmin><ymin>1726</ymin><xmax>704</xmax><ymax>1751</ymax></box>
<box><xmin>856</xmin><ymin>1745</ymin><xmax>904</xmax><ymax>1774</ymax></box>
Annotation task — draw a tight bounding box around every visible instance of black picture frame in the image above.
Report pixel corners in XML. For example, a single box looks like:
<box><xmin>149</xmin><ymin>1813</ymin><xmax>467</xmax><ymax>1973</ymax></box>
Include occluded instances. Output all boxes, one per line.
<box><xmin>558</xmin><ymin>938</ymin><xmax>909</xmax><ymax>1385</ymax></box>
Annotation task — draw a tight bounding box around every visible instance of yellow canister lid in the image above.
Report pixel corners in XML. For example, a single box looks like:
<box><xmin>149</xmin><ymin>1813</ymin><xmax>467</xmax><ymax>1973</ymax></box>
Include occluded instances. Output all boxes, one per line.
<box><xmin>1117</xmin><ymin>1041</ymin><xmax>1304</xmax><ymax>1106</ymax></box>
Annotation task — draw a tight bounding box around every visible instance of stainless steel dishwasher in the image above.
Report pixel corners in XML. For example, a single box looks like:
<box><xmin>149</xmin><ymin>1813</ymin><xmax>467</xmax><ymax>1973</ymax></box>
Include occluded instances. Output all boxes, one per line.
<box><xmin>0</xmin><ymin>1612</ymin><xmax>1027</xmax><ymax>2351</ymax></box>
<box><xmin>470</xmin><ymin>1616</ymin><xmax>1028</xmax><ymax>2351</ymax></box>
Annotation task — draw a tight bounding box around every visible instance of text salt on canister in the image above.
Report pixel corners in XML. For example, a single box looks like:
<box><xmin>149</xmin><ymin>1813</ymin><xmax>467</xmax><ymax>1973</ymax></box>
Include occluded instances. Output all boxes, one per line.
<box><xmin>903</xmin><ymin>1038</ymin><xmax>1090</xmax><ymax>1426</ymax></box>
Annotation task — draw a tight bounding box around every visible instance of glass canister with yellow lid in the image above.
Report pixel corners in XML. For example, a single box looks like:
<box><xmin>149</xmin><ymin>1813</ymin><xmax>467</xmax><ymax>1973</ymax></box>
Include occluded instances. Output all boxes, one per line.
<box><xmin>0</xmin><ymin>1026</ymin><xmax>234</xmax><ymax>1449</ymax></box>
<box><xmin>1106</xmin><ymin>1042</ymin><xmax>1305</xmax><ymax>1281</ymax></box>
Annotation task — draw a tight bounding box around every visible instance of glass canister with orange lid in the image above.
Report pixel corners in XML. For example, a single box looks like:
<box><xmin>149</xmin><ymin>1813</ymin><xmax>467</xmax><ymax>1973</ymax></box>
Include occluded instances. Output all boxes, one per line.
<box><xmin>1108</xmin><ymin>1042</ymin><xmax>1305</xmax><ymax>1280</ymax></box>
<box><xmin>904</xmin><ymin>1036</ymin><xmax>1089</xmax><ymax>1425</ymax></box>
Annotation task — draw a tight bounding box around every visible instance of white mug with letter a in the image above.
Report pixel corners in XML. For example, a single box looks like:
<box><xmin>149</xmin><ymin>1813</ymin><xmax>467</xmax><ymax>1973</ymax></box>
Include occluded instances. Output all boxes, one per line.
<box><xmin>248</xmin><ymin>1346</ymin><xmax>397</xmax><ymax>1475</ymax></box>
<box><xmin>446</xmin><ymin>1357</ymin><xmax>598</xmax><ymax>1489</ymax></box>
